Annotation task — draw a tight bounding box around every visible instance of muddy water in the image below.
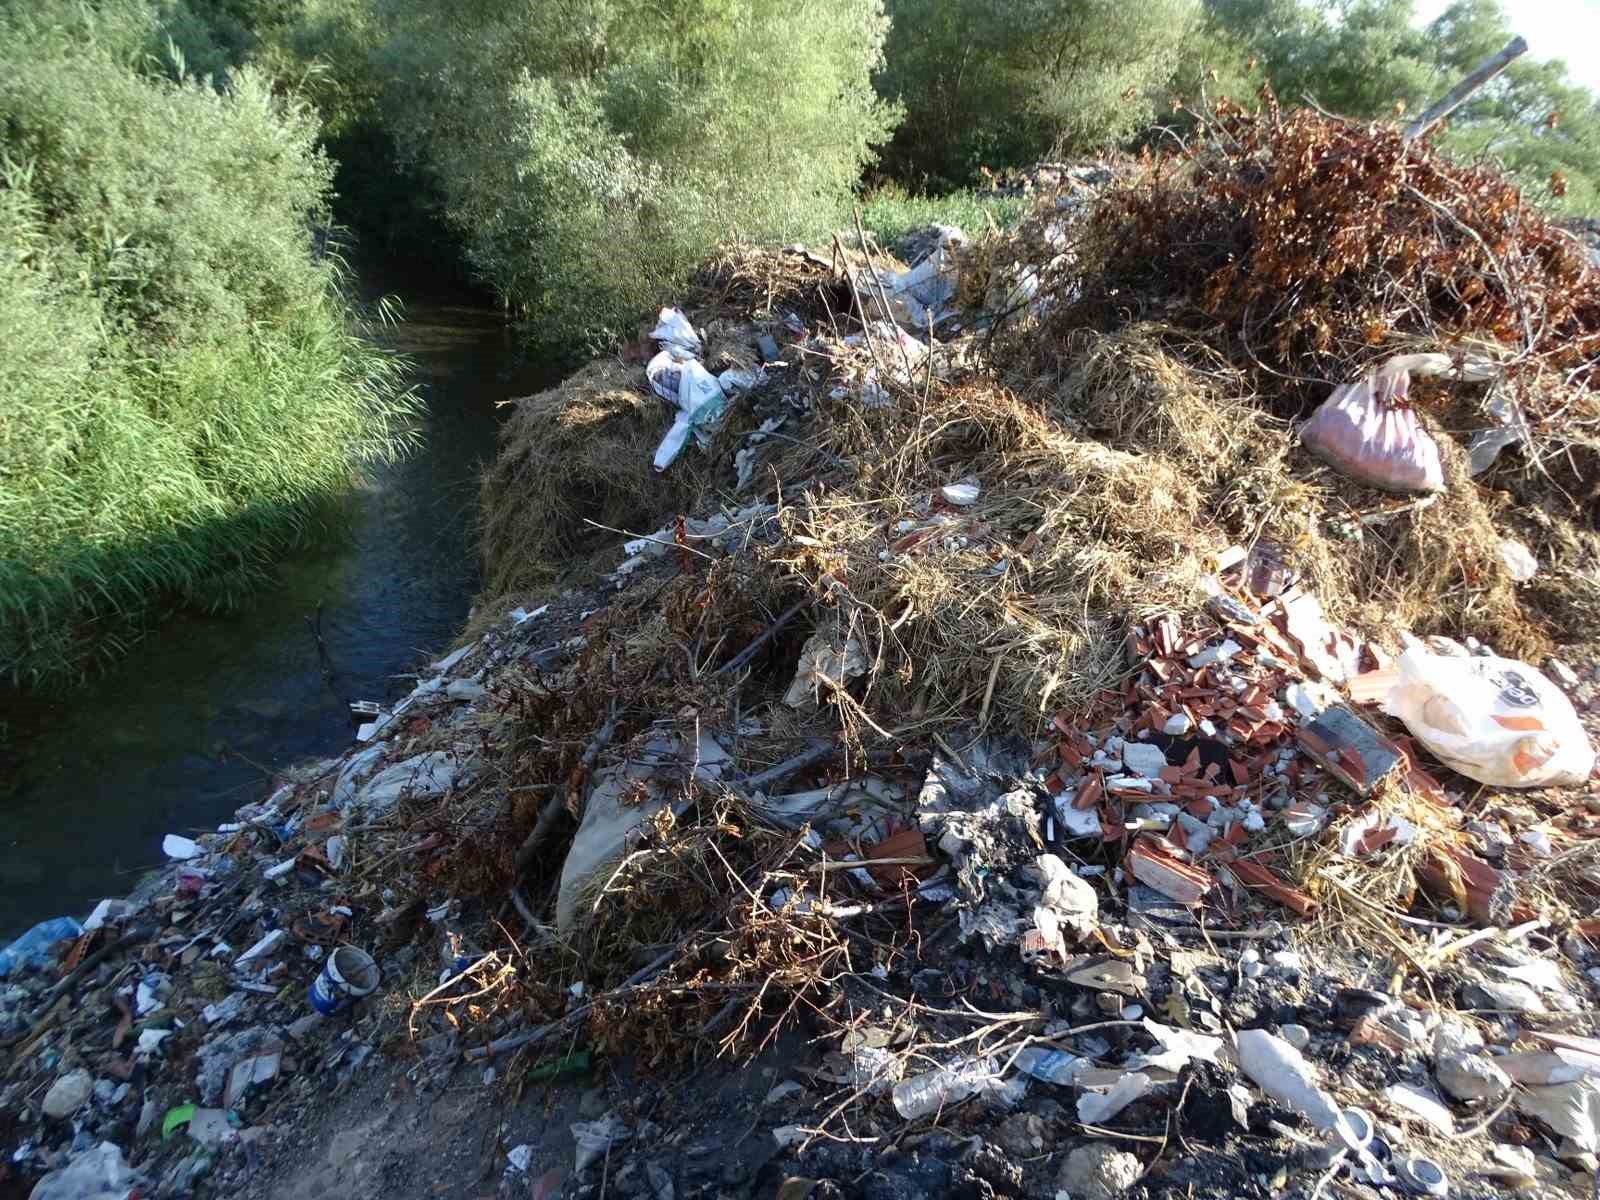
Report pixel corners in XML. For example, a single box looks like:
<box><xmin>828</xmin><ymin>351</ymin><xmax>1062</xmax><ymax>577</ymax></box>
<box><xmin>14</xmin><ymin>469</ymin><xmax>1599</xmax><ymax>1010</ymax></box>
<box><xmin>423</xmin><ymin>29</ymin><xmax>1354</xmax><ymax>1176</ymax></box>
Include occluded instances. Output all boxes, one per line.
<box><xmin>0</xmin><ymin>279</ymin><xmax>556</xmax><ymax>937</ymax></box>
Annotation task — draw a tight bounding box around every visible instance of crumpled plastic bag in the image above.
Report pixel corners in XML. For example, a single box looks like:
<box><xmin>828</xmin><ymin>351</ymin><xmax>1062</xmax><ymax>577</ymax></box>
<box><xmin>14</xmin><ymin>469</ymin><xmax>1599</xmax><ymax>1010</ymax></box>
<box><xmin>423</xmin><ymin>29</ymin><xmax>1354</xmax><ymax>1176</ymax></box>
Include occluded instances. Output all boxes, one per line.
<box><xmin>1301</xmin><ymin>356</ymin><xmax>1444</xmax><ymax>493</ymax></box>
<box><xmin>782</xmin><ymin>629</ymin><xmax>867</xmax><ymax>709</ymax></box>
<box><xmin>29</xmin><ymin>1141</ymin><xmax>139</xmax><ymax>1200</ymax></box>
<box><xmin>0</xmin><ymin>916</ymin><xmax>82</xmax><ymax>979</ymax></box>
<box><xmin>1383</xmin><ymin>648</ymin><xmax>1596</xmax><ymax>788</ymax></box>
<box><xmin>649</xmin><ymin>307</ymin><xmax>701</xmax><ymax>358</ymax></box>
<box><xmin>646</xmin><ymin>350</ymin><xmax>727</xmax><ymax>472</ymax></box>
<box><xmin>571</xmin><ymin>1113</ymin><xmax>631</xmax><ymax>1173</ymax></box>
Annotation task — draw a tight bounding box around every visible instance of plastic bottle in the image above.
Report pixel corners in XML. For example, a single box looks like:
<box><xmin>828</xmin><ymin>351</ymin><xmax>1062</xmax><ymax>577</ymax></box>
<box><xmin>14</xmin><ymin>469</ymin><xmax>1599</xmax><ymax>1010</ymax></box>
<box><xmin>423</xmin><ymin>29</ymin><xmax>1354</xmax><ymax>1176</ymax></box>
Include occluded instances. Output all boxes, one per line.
<box><xmin>891</xmin><ymin>1055</ymin><xmax>998</xmax><ymax>1119</ymax></box>
<box><xmin>1011</xmin><ymin>1046</ymin><xmax>1089</xmax><ymax>1086</ymax></box>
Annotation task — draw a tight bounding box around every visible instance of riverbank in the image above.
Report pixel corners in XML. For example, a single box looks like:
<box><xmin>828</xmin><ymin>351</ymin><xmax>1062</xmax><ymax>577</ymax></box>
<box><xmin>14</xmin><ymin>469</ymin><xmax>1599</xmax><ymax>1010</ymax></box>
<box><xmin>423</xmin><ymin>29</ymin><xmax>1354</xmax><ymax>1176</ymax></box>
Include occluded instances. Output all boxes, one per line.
<box><xmin>0</xmin><ymin>286</ymin><xmax>555</xmax><ymax>939</ymax></box>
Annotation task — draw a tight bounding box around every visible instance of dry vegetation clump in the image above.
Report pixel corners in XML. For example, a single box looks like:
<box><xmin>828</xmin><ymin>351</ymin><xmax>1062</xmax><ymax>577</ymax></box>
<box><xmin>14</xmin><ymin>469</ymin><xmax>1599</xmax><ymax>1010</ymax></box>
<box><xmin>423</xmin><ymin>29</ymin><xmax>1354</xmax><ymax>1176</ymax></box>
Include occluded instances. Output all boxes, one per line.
<box><xmin>766</xmin><ymin>369</ymin><xmax>1219</xmax><ymax>727</ymax></box>
<box><xmin>579</xmin><ymin>792</ymin><xmax>857</xmax><ymax>1066</ymax></box>
<box><xmin>478</xmin><ymin>358</ymin><xmax>752</xmax><ymax>597</ymax></box>
<box><xmin>959</xmin><ymin>105</ymin><xmax>1600</xmax><ymax>655</ymax></box>
<box><xmin>1041</xmin><ymin>104</ymin><xmax>1598</xmax><ymax>408</ymax></box>
<box><xmin>686</xmin><ymin>244</ymin><xmax>857</xmax><ymax>326</ymax></box>
<box><xmin>979</xmin><ymin>104</ymin><xmax>1600</xmax><ymax>486</ymax></box>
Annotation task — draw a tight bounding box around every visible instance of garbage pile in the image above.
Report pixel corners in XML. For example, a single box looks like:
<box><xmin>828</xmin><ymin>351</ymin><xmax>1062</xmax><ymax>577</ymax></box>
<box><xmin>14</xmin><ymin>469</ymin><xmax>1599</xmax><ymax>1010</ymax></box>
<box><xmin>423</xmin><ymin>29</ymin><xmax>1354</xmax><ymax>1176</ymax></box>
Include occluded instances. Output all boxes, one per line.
<box><xmin>0</xmin><ymin>613</ymin><xmax>566</xmax><ymax>1198</ymax></box>
<box><xmin>7</xmin><ymin>110</ymin><xmax>1600</xmax><ymax>1199</ymax></box>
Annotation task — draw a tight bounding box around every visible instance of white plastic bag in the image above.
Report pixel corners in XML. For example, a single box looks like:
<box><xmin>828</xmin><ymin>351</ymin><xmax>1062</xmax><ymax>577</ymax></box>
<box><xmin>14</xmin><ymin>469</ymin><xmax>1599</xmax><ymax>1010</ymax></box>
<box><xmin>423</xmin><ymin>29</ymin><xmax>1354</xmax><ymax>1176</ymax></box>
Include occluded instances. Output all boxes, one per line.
<box><xmin>646</xmin><ymin>350</ymin><xmax>727</xmax><ymax>471</ymax></box>
<box><xmin>1384</xmin><ymin>648</ymin><xmax>1595</xmax><ymax>788</ymax></box>
<box><xmin>29</xmin><ymin>1142</ymin><xmax>139</xmax><ymax>1200</ymax></box>
<box><xmin>1301</xmin><ymin>357</ymin><xmax>1445</xmax><ymax>493</ymax></box>
<box><xmin>649</xmin><ymin>307</ymin><xmax>701</xmax><ymax>358</ymax></box>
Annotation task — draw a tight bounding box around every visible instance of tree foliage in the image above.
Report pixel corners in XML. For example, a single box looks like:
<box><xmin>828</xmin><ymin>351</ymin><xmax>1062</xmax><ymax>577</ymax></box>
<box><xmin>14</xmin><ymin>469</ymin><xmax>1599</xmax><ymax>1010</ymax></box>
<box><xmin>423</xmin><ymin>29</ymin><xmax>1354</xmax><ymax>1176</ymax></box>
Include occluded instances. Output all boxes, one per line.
<box><xmin>877</xmin><ymin>0</ymin><xmax>1198</xmax><ymax>190</ymax></box>
<box><xmin>0</xmin><ymin>0</ymin><xmax>413</xmax><ymax>687</ymax></box>
<box><xmin>368</xmin><ymin>0</ymin><xmax>899</xmax><ymax>348</ymax></box>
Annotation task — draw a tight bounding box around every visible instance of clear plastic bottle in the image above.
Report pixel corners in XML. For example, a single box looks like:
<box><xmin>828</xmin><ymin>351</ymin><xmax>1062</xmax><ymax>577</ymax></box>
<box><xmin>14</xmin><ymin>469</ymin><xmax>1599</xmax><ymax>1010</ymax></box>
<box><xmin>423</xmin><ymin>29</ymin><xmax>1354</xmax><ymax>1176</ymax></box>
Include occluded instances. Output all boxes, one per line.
<box><xmin>890</xmin><ymin>1055</ymin><xmax>998</xmax><ymax>1119</ymax></box>
<box><xmin>1011</xmin><ymin>1046</ymin><xmax>1089</xmax><ymax>1086</ymax></box>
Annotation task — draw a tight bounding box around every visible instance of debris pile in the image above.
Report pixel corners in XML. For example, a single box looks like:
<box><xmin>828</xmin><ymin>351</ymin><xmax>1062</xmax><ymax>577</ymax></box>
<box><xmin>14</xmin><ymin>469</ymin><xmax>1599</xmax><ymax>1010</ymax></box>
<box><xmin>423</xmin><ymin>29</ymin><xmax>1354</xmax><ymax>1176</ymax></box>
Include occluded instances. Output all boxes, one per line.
<box><xmin>5</xmin><ymin>108</ymin><xmax>1600</xmax><ymax>1200</ymax></box>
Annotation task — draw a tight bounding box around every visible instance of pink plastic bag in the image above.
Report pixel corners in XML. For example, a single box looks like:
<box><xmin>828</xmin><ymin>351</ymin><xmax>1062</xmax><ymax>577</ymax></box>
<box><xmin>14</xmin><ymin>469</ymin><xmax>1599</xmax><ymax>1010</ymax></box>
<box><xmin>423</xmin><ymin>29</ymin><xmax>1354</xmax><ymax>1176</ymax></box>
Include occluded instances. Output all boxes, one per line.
<box><xmin>1301</xmin><ymin>358</ymin><xmax>1445</xmax><ymax>493</ymax></box>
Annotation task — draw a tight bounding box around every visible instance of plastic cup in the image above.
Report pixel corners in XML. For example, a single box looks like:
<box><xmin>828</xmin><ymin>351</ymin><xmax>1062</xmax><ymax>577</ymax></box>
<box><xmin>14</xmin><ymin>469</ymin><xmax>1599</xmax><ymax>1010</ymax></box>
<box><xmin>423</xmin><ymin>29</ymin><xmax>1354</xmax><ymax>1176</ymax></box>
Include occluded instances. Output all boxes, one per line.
<box><xmin>307</xmin><ymin>945</ymin><xmax>379</xmax><ymax>1015</ymax></box>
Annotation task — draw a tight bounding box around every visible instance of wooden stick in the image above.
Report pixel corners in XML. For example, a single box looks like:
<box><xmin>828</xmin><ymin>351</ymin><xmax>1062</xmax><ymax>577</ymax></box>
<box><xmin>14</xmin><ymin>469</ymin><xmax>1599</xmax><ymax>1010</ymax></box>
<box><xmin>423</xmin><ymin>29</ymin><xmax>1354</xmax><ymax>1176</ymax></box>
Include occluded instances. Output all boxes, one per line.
<box><xmin>462</xmin><ymin>942</ymin><xmax>681</xmax><ymax>1061</ymax></box>
<box><xmin>734</xmin><ymin>741</ymin><xmax>836</xmax><ymax>792</ymax></box>
<box><xmin>716</xmin><ymin>597</ymin><xmax>810</xmax><ymax>676</ymax></box>
<box><xmin>801</xmin><ymin>856</ymin><xmax>933</xmax><ymax>875</ymax></box>
<box><xmin>1405</xmin><ymin>37</ymin><xmax>1527</xmax><ymax>142</ymax></box>
<box><xmin>513</xmin><ymin>708</ymin><xmax>617</xmax><ymax>875</ymax></box>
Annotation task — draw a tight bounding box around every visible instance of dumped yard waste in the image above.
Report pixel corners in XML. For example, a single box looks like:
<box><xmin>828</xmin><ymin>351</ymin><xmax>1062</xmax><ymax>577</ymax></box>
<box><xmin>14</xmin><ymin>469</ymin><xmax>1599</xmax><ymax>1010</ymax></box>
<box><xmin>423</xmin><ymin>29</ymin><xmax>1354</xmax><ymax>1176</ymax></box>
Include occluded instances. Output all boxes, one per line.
<box><xmin>6</xmin><ymin>112</ymin><xmax>1600</xmax><ymax>1200</ymax></box>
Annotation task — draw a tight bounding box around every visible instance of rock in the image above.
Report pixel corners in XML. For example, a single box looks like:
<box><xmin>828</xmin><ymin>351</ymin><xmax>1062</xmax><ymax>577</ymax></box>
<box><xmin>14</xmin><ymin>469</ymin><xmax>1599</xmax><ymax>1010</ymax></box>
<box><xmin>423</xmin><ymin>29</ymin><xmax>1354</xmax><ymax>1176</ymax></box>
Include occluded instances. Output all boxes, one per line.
<box><xmin>1466</xmin><ymin>978</ymin><xmax>1546</xmax><ymax>1014</ymax></box>
<box><xmin>1119</xmin><ymin>742</ymin><xmax>1169</xmax><ymax>780</ymax></box>
<box><xmin>42</xmin><ymin>1069</ymin><xmax>94</xmax><ymax>1119</ymax></box>
<box><xmin>1437</xmin><ymin>1051</ymin><xmax>1512</xmax><ymax>1104</ymax></box>
<box><xmin>1432</xmin><ymin>1019</ymin><xmax>1483</xmax><ymax>1058</ymax></box>
<box><xmin>1280</xmin><ymin>1024</ymin><xmax>1311</xmax><ymax>1051</ymax></box>
<box><xmin>995</xmin><ymin>1112</ymin><xmax>1046</xmax><ymax>1157</ymax></box>
<box><xmin>1057</xmin><ymin>1143</ymin><xmax>1141</xmax><ymax>1200</ymax></box>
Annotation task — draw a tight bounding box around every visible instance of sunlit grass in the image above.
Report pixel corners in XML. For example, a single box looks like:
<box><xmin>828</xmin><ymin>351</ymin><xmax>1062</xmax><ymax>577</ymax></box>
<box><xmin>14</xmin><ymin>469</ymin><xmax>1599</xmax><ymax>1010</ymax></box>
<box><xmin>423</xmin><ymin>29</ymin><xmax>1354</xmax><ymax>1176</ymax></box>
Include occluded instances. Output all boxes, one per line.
<box><xmin>857</xmin><ymin>185</ymin><xmax>1028</xmax><ymax>251</ymax></box>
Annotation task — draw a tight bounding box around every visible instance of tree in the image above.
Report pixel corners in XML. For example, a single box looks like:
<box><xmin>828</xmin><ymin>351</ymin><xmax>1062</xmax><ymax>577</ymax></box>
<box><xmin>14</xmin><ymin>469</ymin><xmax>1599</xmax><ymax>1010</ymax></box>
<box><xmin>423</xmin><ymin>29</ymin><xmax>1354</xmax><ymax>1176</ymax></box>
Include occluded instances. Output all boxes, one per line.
<box><xmin>369</xmin><ymin>0</ymin><xmax>899</xmax><ymax>347</ymax></box>
<box><xmin>1426</xmin><ymin>0</ymin><xmax>1600</xmax><ymax>212</ymax></box>
<box><xmin>877</xmin><ymin>0</ymin><xmax>1198</xmax><ymax>191</ymax></box>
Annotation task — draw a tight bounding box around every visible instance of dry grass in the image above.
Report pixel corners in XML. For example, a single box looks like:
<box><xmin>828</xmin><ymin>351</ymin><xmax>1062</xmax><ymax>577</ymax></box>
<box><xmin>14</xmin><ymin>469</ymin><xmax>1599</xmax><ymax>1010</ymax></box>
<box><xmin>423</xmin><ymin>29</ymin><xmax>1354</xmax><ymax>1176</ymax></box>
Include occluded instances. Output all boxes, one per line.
<box><xmin>1026</xmin><ymin>323</ymin><xmax>1563</xmax><ymax>658</ymax></box>
<box><xmin>765</xmin><ymin>367</ymin><xmax>1221</xmax><ymax>730</ymax></box>
<box><xmin>757</xmin><ymin>317</ymin><xmax>1568</xmax><ymax>740</ymax></box>
<box><xmin>478</xmin><ymin>358</ymin><xmax>750</xmax><ymax>596</ymax></box>
<box><xmin>687</xmin><ymin>244</ymin><xmax>857</xmax><ymax>327</ymax></box>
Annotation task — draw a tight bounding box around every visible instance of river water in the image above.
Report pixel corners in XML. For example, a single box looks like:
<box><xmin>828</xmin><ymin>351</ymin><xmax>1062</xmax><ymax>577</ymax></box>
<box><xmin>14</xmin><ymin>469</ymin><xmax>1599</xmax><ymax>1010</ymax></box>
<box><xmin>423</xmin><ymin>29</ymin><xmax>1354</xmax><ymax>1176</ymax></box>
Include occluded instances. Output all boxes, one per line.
<box><xmin>0</xmin><ymin>279</ymin><xmax>555</xmax><ymax>938</ymax></box>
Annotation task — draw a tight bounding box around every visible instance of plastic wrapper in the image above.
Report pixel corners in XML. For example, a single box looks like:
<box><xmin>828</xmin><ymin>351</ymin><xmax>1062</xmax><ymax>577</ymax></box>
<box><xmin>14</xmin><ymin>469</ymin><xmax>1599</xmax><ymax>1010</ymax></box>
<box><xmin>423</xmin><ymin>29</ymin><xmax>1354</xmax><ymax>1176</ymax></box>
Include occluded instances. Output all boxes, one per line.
<box><xmin>0</xmin><ymin>916</ymin><xmax>82</xmax><ymax>979</ymax></box>
<box><xmin>1301</xmin><ymin>357</ymin><xmax>1444</xmax><ymax>493</ymax></box>
<box><xmin>29</xmin><ymin>1142</ymin><xmax>139</xmax><ymax>1200</ymax></box>
<box><xmin>649</xmin><ymin>307</ymin><xmax>701</xmax><ymax>357</ymax></box>
<box><xmin>1383</xmin><ymin>649</ymin><xmax>1595</xmax><ymax>788</ymax></box>
<box><xmin>646</xmin><ymin>350</ymin><xmax>727</xmax><ymax>471</ymax></box>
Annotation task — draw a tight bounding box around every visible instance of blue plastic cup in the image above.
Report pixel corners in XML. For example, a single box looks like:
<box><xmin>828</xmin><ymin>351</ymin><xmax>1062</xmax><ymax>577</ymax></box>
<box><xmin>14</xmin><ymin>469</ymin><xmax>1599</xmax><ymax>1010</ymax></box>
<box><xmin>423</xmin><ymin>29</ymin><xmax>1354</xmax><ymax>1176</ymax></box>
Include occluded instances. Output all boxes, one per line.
<box><xmin>307</xmin><ymin>945</ymin><xmax>379</xmax><ymax>1015</ymax></box>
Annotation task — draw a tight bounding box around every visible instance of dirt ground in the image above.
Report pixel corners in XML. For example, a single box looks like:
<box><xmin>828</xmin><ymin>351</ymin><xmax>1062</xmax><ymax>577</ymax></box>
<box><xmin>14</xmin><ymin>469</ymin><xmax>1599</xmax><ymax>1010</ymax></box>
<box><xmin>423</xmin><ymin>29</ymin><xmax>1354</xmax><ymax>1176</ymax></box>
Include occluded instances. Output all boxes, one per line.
<box><xmin>243</xmin><ymin>1035</ymin><xmax>807</xmax><ymax>1200</ymax></box>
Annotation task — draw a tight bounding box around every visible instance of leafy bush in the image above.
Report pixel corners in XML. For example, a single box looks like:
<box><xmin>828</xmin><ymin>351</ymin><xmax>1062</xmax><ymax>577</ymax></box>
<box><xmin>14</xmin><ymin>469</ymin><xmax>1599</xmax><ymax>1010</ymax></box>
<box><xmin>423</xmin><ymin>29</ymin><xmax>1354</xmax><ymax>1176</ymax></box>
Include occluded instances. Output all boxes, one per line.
<box><xmin>369</xmin><ymin>0</ymin><xmax>899</xmax><ymax>352</ymax></box>
<box><xmin>0</xmin><ymin>0</ymin><xmax>414</xmax><ymax>687</ymax></box>
<box><xmin>876</xmin><ymin>0</ymin><xmax>1198</xmax><ymax>189</ymax></box>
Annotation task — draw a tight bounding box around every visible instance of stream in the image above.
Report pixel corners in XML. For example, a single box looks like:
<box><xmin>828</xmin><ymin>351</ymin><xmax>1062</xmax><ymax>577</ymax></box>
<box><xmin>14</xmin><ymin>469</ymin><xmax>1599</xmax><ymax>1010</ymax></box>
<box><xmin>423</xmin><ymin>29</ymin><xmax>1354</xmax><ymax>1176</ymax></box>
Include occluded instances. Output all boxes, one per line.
<box><xmin>0</xmin><ymin>273</ymin><xmax>557</xmax><ymax>939</ymax></box>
